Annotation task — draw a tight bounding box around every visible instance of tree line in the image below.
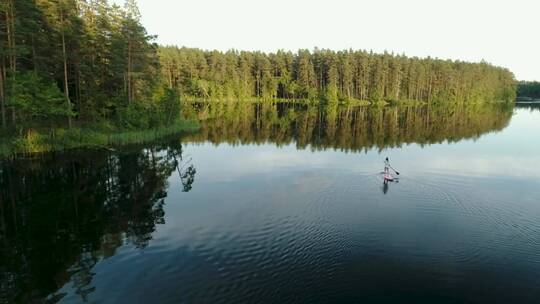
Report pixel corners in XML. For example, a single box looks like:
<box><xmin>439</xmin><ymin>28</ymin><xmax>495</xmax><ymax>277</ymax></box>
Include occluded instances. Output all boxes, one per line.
<box><xmin>0</xmin><ymin>0</ymin><xmax>179</xmax><ymax>130</ymax></box>
<box><xmin>517</xmin><ymin>81</ymin><xmax>540</xmax><ymax>99</ymax></box>
<box><xmin>1</xmin><ymin>0</ymin><xmax>517</xmax><ymax>132</ymax></box>
<box><xmin>159</xmin><ymin>47</ymin><xmax>516</xmax><ymax>104</ymax></box>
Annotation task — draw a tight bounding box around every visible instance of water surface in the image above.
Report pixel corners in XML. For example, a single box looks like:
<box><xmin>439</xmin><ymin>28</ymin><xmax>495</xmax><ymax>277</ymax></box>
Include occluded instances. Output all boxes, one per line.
<box><xmin>1</xmin><ymin>103</ymin><xmax>539</xmax><ymax>303</ymax></box>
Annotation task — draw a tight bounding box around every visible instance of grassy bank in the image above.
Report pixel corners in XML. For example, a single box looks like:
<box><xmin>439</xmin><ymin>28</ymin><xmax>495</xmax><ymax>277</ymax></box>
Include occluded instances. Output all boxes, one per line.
<box><xmin>0</xmin><ymin>120</ymin><xmax>199</xmax><ymax>158</ymax></box>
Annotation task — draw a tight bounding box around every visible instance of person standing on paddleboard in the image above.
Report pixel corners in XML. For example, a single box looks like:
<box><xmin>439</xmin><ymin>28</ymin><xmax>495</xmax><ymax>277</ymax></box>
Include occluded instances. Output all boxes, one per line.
<box><xmin>384</xmin><ymin>157</ymin><xmax>391</xmax><ymax>174</ymax></box>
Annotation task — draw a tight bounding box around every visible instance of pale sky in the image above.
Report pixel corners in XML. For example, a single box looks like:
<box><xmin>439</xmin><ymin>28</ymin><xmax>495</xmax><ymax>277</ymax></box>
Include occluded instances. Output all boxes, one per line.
<box><xmin>113</xmin><ymin>0</ymin><xmax>540</xmax><ymax>81</ymax></box>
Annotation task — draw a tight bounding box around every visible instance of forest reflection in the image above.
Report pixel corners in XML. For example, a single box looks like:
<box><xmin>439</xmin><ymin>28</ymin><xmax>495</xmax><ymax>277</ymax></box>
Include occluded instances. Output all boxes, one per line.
<box><xmin>184</xmin><ymin>102</ymin><xmax>514</xmax><ymax>151</ymax></box>
<box><xmin>516</xmin><ymin>102</ymin><xmax>540</xmax><ymax>112</ymax></box>
<box><xmin>0</xmin><ymin>141</ymin><xmax>196</xmax><ymax>303</ymax></box>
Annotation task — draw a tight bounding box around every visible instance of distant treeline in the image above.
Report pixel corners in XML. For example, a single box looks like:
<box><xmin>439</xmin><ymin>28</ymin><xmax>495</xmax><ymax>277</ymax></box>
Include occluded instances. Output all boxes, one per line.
<box><xmin>159</xmin><ymin>47</ymin><xmax>516</xmax><ymax>104</ymax></box>
<box><xmin>517</xmin><ymin>81</ymin><xmax>540</xmax><ymax>99</ymax></box>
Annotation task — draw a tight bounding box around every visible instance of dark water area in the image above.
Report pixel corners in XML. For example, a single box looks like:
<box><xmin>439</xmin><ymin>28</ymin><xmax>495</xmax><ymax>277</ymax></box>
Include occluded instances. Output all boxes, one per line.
<box><xmin>1</xmin><ymin>103</ymin><xmax>540</xmax><ymax>303</ymax></box>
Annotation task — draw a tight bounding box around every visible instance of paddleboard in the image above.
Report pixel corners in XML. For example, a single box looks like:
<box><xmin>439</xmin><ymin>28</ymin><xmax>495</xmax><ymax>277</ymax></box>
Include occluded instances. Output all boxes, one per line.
<box><xmin>383</xmin><ymin>173</ymin><xmax>394</xmax><ymax>181</ymax></box>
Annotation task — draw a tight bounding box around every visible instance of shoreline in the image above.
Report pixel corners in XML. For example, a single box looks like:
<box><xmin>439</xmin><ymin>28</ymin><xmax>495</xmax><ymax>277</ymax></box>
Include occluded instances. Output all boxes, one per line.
<box><xmin>0</xmin><ymin>120</ymin><xmax>199</xmax><ymax>158</ymax></box>
<box><xmin>0</xmin><ymin>99</ymin><xmax>516</xmax><ymax>158</ymax></box>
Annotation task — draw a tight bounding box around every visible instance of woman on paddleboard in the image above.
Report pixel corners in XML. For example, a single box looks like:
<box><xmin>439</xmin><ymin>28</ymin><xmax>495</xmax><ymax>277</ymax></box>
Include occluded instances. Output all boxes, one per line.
<box><xmin>384</xmin><ymin>157</ymin><xmax>390</xmax><ymax>174</ymax></box>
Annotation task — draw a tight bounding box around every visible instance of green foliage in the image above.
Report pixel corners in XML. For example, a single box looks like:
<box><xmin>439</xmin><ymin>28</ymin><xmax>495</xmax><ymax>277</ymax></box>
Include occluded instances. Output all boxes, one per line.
<box><xmin>116</xmin><ymin>87</ymin><xmax>182</xmax><ymax>129</ymax></box>
<box><xmin>6</xmin><ymin>72</ymin><xmax>72</xmax><ymax>119</ymax></box>
<box><xmin>0</xmin><ymin>0</ymin><xmax>159</xmax><ymax>128</ymax></box>
<box><xmin>0</xmin><ymin>120</ymin><xmax>198</xmax><ymax>157</ymax></box>
<box><xmin>0</xmin><ymin>0</ymin><xmax>519</xmax><ymax>154</ymax></box>
<box><xmin>157</xmin><ymin>87</ymin><xmax>182</xmax><ymax>124</ymax></box>
<box><xmin>517</xmin><ymin>81</ymin><xmax>540</xmax><ymax>99</ymax></box>
<box><xmin>322</xmin><ymin>87</ymin><xmax>339</xmax><ymax>105</ymax></box>
<box><xmin>158</xmin><ymin>48</ymin><xmax>517</xmax><ymax>104</ymax></box>
<box><xmin>117</xmin><ymin>101</ymin><xmax>152</xmax><ymax>130</ymax></box>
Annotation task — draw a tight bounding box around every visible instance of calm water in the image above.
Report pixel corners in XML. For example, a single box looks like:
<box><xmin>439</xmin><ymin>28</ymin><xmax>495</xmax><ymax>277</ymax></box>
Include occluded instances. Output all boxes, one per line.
<box><xmin>1</xmin><ymin>103</ymin><xmax>540</xmax><ymax>303</ymax></box>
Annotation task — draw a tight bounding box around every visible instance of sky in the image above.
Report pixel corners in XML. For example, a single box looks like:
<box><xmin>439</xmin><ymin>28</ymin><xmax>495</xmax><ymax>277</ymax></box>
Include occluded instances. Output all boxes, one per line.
<box><xmin>112</xmin><ymin>0</ymin><xmax>540</xmax><ymax>81</ymax></box>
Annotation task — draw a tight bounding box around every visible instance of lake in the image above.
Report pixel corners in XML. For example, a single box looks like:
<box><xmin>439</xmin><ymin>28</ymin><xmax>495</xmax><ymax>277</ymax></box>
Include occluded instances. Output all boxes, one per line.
<box><xmin>1</xmin><ymin>102</ymin><xmax>539</xmax><ymax>303</ymax></box>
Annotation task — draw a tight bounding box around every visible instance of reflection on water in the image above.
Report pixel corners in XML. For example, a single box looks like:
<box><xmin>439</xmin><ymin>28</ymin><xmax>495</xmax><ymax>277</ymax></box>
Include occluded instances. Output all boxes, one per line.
<box><xmin>0</xmin><ymin>141</ymin><xmax>196</xmax><ymax>303</ymax></box>
<box><xmin>382</xmin><ymin>178</ymin><xmax>399</xmax><ymax>195</ymax></box>
<box><xmin>3</xmin><ymin>102</ymin><xmax>540</xmax><ymax>304</ymax></box>
<box><xmin>185</xmin><ymin>102</ymin><xmax>513</xmax><ymax>151</ymax></box>
<box><xmin>516</xmin><ymin>101</ymin><xmax>540</xmax><ymax>112</ymax></box>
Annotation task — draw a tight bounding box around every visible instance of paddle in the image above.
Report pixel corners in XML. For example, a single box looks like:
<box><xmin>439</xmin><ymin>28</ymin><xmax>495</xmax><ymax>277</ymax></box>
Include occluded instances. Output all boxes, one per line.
<box><xmin>389</xmin><ymin>165</ymin><xmax>400</xmax><ymax>175</ymax></box>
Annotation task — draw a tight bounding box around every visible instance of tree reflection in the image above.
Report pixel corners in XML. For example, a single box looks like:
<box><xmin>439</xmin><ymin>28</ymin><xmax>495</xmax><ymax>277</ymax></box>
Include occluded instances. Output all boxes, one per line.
<box><xmin>168</xmin><ymin>143</ymin><xmax>197</xmax><ymax>193</ymax></box>
<box><xmin>0</xmin><ymin>142</ymin><xmax>196</xmax><ymax>303</ymax></box>
<box><xmin>185</xmin><ymin>101</ymin><xmax>514</xmax><ymax>151</ymax></box>
<box><xmin>516</xmin><ymin>102</ymin><xmax>540</xmax><ymax>112</ymax></box>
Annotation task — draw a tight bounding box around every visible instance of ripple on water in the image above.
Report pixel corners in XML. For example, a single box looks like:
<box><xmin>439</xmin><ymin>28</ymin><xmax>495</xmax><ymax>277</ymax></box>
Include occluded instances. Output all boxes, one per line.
<box><xmin>395</xmin><ymin>174</ymin><xmax>540</xmax><ymax>266</ymax></box>
<box><xmin>139</xmin><ymin>187</ymin><xmax>350</xmax><ymax>302</ymax></box>
<box><xmin>99</xmin><ymin>170</ymin><xmax>540</xmax><ymax>303</ymax></box>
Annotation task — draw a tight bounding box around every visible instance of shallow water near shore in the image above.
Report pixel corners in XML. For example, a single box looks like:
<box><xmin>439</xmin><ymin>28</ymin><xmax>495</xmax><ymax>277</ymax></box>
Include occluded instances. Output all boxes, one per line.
<box><xmin>1</xmin><ymin>103</ymin><xmax>539</xmax><ymax>303</ymax></box>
